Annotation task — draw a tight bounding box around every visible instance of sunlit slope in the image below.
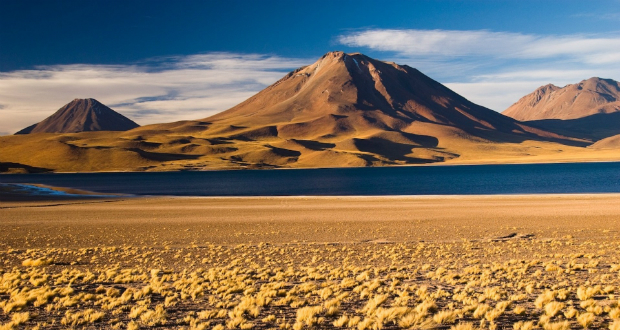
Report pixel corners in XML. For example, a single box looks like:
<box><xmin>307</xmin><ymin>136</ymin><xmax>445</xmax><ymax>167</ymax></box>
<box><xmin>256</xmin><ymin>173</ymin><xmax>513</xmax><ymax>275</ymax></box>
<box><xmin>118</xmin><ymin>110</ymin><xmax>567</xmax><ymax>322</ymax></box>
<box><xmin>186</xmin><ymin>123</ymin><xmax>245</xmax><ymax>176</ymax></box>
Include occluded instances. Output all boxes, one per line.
<box><xmin>0</xmin><ymin>52</ymin><xmax>603</xmax><ymax>173</ymax></box>
<box><xmin>504</xmin><ymin>78</ymin><xmax>620</xmax><ymax>121</ymax></box>
<box><xmin>503</xmin><ymin>78</ymin><xmax>620</xmax><ymax>142</ymax></box>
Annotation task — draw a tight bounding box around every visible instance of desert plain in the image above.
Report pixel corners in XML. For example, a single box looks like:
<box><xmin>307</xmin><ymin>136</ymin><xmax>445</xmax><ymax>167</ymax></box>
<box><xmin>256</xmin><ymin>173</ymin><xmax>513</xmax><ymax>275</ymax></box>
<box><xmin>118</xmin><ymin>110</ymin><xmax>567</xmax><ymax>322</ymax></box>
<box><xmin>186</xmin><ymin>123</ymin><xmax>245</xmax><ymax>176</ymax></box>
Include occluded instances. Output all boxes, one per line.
<box><xmin>2</xmin><ymin>194</ymin><xmax>620</xmax><ymax>330</ymax></box>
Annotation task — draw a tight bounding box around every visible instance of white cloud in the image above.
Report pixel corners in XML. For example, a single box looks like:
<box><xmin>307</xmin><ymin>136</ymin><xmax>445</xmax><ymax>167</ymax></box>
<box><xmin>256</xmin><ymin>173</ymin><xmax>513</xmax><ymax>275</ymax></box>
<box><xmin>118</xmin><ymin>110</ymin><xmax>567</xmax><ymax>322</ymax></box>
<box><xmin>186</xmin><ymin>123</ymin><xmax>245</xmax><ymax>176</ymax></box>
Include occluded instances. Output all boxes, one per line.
<box><xmin>339</xmin><ymin>29</ymin><xmax>620</xmax><ymax>111</ymax></box>
<box><xmin>444</xmin><ymin>81</ymin><xmax>553</xmax><ymax>112</ymax></box>
<box><xmin>0</xmin><ymin>53</ymin><xmax>309</xmax><ymax>134</ymax></box>
<box><xmin>339</xmin><ymin>29</ymin><xmax>620</xmax><ymax>62</ymax></box>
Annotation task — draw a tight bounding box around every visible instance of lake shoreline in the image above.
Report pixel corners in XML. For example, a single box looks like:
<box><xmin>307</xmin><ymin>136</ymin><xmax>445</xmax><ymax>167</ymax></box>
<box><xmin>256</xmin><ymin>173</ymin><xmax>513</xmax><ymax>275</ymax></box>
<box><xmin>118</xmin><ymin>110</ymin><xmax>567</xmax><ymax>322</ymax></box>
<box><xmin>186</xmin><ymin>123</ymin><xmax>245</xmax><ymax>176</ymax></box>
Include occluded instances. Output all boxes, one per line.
<box><xmin>3</xmin><ymin>193</ymin><xmax>620</xmax><ymax>248</ymax></box>
<box><xmin>3</xmin><ymin>158</ymin><xmax>620</xmax><ymax>175</ymax></box>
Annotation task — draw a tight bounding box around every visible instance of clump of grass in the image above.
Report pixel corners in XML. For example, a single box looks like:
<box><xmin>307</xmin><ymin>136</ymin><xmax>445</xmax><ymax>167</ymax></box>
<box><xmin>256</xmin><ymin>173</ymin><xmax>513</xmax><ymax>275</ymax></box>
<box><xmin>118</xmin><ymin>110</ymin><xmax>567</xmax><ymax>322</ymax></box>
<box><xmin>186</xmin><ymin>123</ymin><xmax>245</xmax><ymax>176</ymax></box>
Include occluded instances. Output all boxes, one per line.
<box><xmin>5</xmin><ymin>235</ymin><xmax>620</xmax><ymax>330</ymax></box>
<box><xmin>451</xmin><ymin>322</ymin><xmax>477</xmax><ymax>330</ymax></box>
<box><xmin>293</xmin><ymin>306</ymin><xmax>323</xmax><ymax>330</ymax></box>
<box><xmin>61</xmin><ymin>309</ymin><xmax>105</xmax><ymax>326</ymax></box>
<box><xmin>577</xmin><ymin>312</ymin><xmax>595</xmax><ymax>328</ymax></box>
<box><xmin>610</xmin><ymin>321</ymin><xmax>620</xmax><ymax>330</ymax></box>
<box><xmin>577</xmin><ymin>286</ymin><xmax>601</xmax><ymax>301</ymax></box>
<box><xmin>22</xmin><ymin>258</ymin><xmax>53</xmax><ymax>267</ymax></box>
<box><xmin>434</xmin><ymin>310</ymin><xmax>458</xmax><ymax>324</ymax></box>
<box><xmin>545</xmin><ymin>301</ymin><xmax>565</xmax><ymax>317</ymax></box>
<box><xmin>543</xmin><ymin>320</ymin><xmax>570</xmax><ymax>330</ymax></box>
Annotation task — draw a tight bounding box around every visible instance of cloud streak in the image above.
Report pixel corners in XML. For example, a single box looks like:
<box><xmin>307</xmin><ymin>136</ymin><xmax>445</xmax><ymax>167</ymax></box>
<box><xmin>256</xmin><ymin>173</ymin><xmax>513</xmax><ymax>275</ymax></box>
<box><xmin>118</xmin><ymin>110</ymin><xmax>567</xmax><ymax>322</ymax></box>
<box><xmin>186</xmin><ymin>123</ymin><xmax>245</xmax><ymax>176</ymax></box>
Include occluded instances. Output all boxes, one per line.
<box><xmin>339</xmin><ymin>29</ymin><xmax>620</xmax><ymax>62</ymax></box>
<box><xmin>339</xmin><ymin>29</ymin><xmax>620</xmax><ymax>111</ymax></box>
<box><xmin>0</xmin><ymin>53</ymin><xmax>309</xmax><ymax>134</ymax></box>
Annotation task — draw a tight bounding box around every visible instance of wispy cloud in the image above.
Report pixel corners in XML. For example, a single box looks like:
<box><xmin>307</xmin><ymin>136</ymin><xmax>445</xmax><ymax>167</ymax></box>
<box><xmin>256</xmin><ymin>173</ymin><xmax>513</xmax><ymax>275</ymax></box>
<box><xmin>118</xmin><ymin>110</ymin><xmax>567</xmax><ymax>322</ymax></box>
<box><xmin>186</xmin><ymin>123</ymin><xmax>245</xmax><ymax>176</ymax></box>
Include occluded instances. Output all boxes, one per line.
<box><xmin>339</xmin><ymin>29</ymin><xmax>620</xmax><ymax>63</ymax></box>
<box><xmin>571</xmin><ymin>12</ymin><xmax>620</xmax><ymax>20</ymax></box>
<box><xmin>339</xmin><ymin>29</ymin><xmax>620</xmax><ymax>111</ymax></box>
<box><xmin>0</xmin><ymin>53</ymin><xmax>308</xmax><ymax>134</ymax></box>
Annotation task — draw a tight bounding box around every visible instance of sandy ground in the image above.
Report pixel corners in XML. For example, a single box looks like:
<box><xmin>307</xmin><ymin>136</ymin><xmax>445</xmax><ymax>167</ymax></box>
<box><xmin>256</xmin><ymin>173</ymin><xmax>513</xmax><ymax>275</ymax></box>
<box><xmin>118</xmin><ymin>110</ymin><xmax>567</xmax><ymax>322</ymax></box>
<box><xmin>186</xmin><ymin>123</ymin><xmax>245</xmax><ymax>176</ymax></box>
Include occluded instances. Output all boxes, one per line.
<box><xmin>4</xmin><ymin>194</ymin><xmax>620</xmax><ymax>329</ymax></box>
<box><xmin>2</xmin><ymin>194</ymin><xmax>620</xmax><ymax>249</ymax></box>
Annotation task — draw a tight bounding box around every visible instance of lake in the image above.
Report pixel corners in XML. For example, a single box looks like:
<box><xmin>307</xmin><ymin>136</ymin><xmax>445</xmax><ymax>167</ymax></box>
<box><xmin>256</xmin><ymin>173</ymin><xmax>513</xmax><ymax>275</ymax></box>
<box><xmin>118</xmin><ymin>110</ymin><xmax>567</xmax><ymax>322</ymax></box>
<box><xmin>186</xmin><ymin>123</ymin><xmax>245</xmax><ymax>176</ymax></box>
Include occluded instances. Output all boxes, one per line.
<box><xmin>1</xmin><ymin>162</ymin><xmax>620</xmax><ymax>196</ymax></box>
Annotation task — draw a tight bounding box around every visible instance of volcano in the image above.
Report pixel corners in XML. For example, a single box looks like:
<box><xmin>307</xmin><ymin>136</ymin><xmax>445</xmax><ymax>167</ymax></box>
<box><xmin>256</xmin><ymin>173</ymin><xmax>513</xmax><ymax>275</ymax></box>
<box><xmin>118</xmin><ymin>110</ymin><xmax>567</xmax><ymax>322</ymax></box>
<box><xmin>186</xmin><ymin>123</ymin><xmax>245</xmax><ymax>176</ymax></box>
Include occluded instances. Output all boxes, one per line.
<box><xmin>205</xmin><ymin>51</ymin><xmax>559</xmax><ymax>142</ymax></box>
<box><xmin>16</xmin><ymin>98</ymin><xmax>139</xmax><ymax>134</ymax></box>
<box><xmin>147</xmin><ymin>51</ymin><xmax>570</xmax><ymax>167</ymax></box>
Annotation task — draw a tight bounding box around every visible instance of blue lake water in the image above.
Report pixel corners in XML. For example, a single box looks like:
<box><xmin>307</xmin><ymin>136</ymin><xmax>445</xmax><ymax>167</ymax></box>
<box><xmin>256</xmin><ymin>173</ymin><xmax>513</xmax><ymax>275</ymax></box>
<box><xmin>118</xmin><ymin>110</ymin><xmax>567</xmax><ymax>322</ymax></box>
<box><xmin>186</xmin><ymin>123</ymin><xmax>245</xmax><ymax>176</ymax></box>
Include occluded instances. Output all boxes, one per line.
<box><xmin>1</xmin><ymin>162</ymin><xmax>620</xmax><ymax>196</ymax></box>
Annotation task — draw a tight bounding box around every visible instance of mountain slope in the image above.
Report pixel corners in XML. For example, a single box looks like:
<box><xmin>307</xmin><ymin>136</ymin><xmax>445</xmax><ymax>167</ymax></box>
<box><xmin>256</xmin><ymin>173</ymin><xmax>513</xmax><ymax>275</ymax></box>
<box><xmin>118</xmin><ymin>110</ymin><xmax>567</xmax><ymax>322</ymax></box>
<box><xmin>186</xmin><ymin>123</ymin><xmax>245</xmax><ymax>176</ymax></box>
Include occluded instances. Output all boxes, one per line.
<box><xmin>590</xmin><ymin>134</ymin><xmax>620</xmax><ymax>149</ymax></box>
<box><xmin>207</xmin><ymin>51</ymin><xmax>559</xmax><ymax>142</ymax></box>
<box><xmin>125</xmin><ymin>51</ymin><xmax>578</xmax><ymax>168</ymax></box>
<box><xmin>503</xmin><ymin>77</ymin><xmax>620</xmax><ymax>121</ymax></box>
<box><xmin>0</xmin><ymin>52</ymin><xmax>600</xmax><ymax>173</ymax></box>
<box><xmin>502</xmin><ymin>78</ymin><xmax>620</xmax><ymax>141</ymax></box>
<box><xmin>16</xmin><ymin>98</ymin><xmax>139</xmax><ymax>134</ymax></box>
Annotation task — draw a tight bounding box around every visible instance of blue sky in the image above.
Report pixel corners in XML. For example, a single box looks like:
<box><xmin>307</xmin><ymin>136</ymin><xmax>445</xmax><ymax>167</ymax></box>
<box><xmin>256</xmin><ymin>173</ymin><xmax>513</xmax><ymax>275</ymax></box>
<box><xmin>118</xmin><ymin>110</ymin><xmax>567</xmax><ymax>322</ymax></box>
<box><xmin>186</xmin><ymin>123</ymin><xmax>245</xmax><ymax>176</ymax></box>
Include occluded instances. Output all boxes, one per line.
<box><xmin>1</xmin><ymin>0</ymin><xmax>620</xmax><ymax>134</ymax></box>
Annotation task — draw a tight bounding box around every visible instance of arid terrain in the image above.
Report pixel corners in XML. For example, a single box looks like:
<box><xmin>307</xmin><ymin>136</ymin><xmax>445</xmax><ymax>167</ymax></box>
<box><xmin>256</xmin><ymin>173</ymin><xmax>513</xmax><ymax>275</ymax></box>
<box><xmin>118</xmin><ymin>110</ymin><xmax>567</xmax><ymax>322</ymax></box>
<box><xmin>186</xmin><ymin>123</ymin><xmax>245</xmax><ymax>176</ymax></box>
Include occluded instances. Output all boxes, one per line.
<box><xmin>2</xmin><ymin>194</ymin><xmax>620</xmax><ymax>329</ymax></box>
<box><xmin>4</xmin><ymin>52</ymin><xmax>620</xmax><ymax>174</ymax></box>
<box><xmin>503</xmin><ymin>77</ymin><xmax>620</xmax><ymax>145</ymax></box>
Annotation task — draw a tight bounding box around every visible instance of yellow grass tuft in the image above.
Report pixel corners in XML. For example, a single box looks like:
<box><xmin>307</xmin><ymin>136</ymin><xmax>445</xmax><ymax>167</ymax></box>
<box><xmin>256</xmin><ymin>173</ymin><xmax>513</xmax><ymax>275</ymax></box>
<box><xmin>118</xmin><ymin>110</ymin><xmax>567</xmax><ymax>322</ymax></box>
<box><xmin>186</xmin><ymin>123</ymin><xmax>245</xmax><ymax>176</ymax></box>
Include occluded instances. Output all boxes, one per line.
<box><xmin>545</xmin><ymin>301</ymin><xmax>565</xmax><ymax>317</ymax></box>
<box><xmin>577</xmin><ymin>312</ymin><xmax>596</xmax><ymax>328</ymax></box>
<box><xmin>22</xmin><ymin>258</ymin><xmax>53</xmax><ymax>267</ymax></box>
<box><xmin>451</xmin><ymin>322</ymin><xmax>477</xmax><ymax>330</ymax></box>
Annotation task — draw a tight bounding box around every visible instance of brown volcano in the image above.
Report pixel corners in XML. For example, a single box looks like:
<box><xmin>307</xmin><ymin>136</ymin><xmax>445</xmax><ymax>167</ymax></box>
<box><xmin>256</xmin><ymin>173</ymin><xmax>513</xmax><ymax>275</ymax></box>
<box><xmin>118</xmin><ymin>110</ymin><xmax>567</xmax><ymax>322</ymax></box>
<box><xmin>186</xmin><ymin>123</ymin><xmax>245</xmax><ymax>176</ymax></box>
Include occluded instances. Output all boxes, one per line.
<box><xmin>16</xmin><ymin>98</ymin><xmax>139</xmax><ymax>134</ymax></box>
<box><xmin>0</xmin><ymin>52</ymin><xmax>599</xmax><ymax>173</ymax></box>
<box><xmin>206</xmin><ymin>51</ymin><xmax>558</xmax><ymax>142</ymax></box>
<box><xmin>503</xmin><ymin>78</ymin><xmax>620</xmax><ymax>141</ymax></box>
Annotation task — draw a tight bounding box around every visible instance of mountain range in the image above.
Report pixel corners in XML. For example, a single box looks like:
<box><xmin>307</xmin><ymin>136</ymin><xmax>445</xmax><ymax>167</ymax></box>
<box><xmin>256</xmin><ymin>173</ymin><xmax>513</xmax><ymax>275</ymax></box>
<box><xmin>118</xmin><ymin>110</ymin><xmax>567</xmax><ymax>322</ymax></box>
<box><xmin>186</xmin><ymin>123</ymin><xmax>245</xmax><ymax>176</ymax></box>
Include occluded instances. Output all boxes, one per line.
<box><xmin>1</xmin><ymin>52</ymin><xmax>618</xmax><ymax>173</ymax></box>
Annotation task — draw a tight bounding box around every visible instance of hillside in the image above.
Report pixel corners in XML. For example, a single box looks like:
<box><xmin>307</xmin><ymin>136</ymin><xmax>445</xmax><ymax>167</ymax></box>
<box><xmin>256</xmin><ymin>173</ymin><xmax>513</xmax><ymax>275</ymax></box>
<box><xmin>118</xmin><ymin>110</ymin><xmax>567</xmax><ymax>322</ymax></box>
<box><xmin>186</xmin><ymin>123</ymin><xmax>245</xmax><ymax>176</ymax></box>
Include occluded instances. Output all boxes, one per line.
<box><xmin>16</xmin><ymin>98</ymin><xmax>139</xmax><ymax>134</ymax></box>
<box><xmin>503</xmin><ymin>78</ymin><xmax>620</xmax><ymax>141</ymax></box>
<box><xmin>0</xmin><ymin>52</ymin><xmax>605</xmax><ymax>173</ymax></box>
<box><xmin>503</xmin><ymin>77</ymin><xmax>620</xmax><ymax>121</ymax></box>
<box><xmin>590</xmin><ymin>134</ymin><xmax>620</xmax><ymax>149</ymax></box>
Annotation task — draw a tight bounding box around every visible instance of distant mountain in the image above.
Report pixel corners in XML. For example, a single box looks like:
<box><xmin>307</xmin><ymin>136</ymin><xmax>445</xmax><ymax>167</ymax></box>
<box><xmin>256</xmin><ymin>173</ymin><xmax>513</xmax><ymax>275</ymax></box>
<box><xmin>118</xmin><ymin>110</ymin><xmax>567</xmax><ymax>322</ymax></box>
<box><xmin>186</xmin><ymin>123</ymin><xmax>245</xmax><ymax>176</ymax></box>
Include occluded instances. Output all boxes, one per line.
<box><xmin>503</xmin><ymin>77</ymin><xmax>620</xmax><ymax>121</ymax></box>
<box><xmin>16</xmin><ymin>98</ymin><xmax>139</xmax><ymax>134</ymax></box>
<box><xmin>502</xmin><ymin>78</ymin><xmax>620</xmax><ymax>141</ymax></box>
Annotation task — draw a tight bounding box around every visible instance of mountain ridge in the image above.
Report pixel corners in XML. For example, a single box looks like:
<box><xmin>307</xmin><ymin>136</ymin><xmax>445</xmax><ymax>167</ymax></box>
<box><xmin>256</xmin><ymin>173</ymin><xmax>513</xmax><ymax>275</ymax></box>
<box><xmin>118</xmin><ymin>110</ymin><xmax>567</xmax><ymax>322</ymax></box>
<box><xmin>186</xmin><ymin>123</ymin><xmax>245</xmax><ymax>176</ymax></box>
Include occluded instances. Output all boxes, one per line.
<box><xmin>503</xmin><ymin>77</ymin><xmax>620</xmax><ymax>121</ymax></box>
<box><xmin>502</xmin><ymin>77</ymin><xmax>620</xmax><ymax>142</ymax></box>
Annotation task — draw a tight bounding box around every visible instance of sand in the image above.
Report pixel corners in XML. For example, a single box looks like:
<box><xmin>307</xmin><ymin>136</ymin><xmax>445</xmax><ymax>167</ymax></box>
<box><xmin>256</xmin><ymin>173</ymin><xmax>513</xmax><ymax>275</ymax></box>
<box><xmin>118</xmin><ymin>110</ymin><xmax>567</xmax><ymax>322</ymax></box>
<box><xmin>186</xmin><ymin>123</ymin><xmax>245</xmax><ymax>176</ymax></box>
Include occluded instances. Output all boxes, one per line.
<box><xmin>4</xmin><ymin>194</ymin><xmax>620</xmax><ymax>329</ymax></box>
<box><xmin>3</xmin><ymin>194</ymin><xmax>620</xmax><ymax>249</ymax></box>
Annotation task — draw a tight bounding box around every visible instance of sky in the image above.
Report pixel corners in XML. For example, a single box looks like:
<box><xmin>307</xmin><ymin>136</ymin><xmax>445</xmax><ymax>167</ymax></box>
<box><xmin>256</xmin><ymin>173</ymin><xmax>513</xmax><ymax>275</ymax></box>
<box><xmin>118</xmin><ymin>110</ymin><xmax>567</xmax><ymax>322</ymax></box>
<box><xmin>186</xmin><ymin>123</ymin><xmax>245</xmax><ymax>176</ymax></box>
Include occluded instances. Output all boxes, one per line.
<box><xmin>2</xmin><ymin>0</ymin><xmax>620</xmax><ymax>135</ymax></box>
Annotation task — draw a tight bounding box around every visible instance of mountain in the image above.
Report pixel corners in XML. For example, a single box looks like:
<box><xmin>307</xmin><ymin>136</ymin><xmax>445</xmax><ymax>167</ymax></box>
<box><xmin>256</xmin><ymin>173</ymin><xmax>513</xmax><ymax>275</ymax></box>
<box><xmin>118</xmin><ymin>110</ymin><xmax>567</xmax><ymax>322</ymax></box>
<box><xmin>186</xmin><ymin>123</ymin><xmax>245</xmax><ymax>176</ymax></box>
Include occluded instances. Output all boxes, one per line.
<box><xmin>0</xmin><ymin>52</ymin><xmax>595</xmax><ymax>173</ymax></box>
<box><xmin>502</xmin><ymin>78</ymin><xmax>620</xmax><ymax>141</ymax></box>
<box><xmin>207</xmin><ymin>51</ymin><xmax>556</xmax><ymax>141</ymax></box>
<box><xmin>503</xmin><ymin>77</ymin><xmax>620</xmax><ymax>121</ymax></box>
<box><xmin>120</xmin><ymin>51</ymin><xmax>577</xmax><ymax>167</ymax></box>
<box><xmin>16</xmin><ymin>98</ymin><xmax>139</xmax><ymax>134</ymax></box>
<box><xmin>590</xmin><ymin>134</ymin><xmax>620</xmax><ymax>149</ymax></box>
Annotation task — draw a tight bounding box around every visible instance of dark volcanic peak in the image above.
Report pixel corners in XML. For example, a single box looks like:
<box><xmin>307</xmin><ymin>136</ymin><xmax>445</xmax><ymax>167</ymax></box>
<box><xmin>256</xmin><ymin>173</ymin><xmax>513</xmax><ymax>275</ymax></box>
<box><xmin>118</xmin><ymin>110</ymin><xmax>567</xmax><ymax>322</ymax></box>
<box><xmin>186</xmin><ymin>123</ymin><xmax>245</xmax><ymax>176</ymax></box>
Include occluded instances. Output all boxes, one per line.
<box><xmin>503</xmin><ymin>77</ymin><xmax>620</xmax><ymax>121</ymax></box>
<box><xmin>16</xmin><ymin>98</ymin><xmax>139</xmax><ymax>134</ymax></box>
